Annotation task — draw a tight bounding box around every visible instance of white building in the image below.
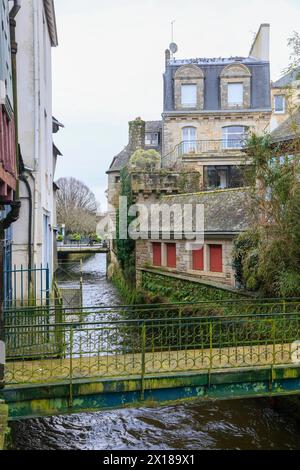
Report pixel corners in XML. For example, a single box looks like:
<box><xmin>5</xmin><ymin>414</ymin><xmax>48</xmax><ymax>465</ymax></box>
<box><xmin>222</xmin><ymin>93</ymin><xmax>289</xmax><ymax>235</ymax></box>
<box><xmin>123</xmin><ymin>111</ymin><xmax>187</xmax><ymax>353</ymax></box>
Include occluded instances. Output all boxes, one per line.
<box><xmin>12</xmin><ymin>0</ymin><xmax>61</xmax><ymax>290</ymax></box>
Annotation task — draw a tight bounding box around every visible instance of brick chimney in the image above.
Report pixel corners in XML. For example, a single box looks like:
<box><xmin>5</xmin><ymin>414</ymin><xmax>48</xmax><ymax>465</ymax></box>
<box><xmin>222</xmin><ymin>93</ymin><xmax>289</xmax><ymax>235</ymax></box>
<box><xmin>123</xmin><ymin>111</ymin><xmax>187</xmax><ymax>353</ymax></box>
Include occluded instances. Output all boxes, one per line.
<box><xmin>128</xmin><ymin>117</ymin><xmax>145</xmax><ymax>152</ymax></box>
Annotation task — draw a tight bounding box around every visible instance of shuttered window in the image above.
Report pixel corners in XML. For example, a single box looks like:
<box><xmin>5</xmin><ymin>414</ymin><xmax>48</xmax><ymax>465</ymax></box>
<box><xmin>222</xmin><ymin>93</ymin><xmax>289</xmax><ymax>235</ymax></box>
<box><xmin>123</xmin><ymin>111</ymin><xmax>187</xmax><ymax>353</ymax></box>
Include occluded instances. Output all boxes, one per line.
<box><xmin>192</xmin><ymin>248</ymin><xmax>204</xmax><ymax>271</ymax></box>
<box><xmin>209</xmin><ymin>245</ymin><xmax>223</xmax><ymax>273</ymax></box>
<box><xmin>152</xmin><ymin>243</ymin><xmax>162</xmax><ymax>267</ymax></box>
<box><xmin>166</xmin><ymin>243</ymin><xmax>176</xmax><ymax>268</ymax></box>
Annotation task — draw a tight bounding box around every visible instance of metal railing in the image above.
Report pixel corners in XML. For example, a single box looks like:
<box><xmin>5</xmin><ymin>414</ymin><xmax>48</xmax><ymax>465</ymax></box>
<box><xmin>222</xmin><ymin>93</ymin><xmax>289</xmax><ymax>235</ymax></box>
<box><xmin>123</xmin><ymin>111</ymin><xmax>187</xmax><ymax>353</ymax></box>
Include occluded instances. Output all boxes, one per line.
<box><xmin>162</xmin><ymin>139</ymin><xmax>246</xmax><ymax>168</ymax></box>
<box><xmin>3</xmin><ymin>265</ymin><xmax>50</xmax><ymax>309</ymax></box>
<box><xmin>4</xmin><ymin>301</ymin><xmax>300</xmax><ymax>386</ymax></box>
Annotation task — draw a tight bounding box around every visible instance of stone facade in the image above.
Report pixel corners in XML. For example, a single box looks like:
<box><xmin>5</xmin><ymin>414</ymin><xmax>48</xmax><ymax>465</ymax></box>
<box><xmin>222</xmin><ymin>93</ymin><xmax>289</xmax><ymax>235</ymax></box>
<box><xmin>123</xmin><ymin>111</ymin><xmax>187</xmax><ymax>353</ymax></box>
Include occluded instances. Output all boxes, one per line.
<box><xmin>136</xmin><ymin>238</ymin><xmax>236</xmax><ymax>288</ymax></box>
<box><xmin>162</xmin><ymin>24</ymin><xmax>272</xmax><ymax>193</ymax></box>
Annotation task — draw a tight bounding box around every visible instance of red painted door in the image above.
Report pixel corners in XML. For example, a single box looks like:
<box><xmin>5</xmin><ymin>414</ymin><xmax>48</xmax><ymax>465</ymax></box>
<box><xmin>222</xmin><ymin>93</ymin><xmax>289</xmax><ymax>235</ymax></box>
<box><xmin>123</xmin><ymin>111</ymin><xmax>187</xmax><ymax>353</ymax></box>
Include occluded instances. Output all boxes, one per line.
<box><xmin>152</xmin><ymin>242</ymin><xmax>162</xmax><ymax>266</ymax></box>
<box><xmin>210</xmin><ymin>245</ymin><xmax>223</xmax><ymax>272</ymax></box>
<box><xmin>167</xmin><ymin>243</ymin><xmax>176</xmax><ymax>268</ymax></box>
<box><xmin>192</xmin><ymin>248</ymin><xmax>204</xmax><ymax>271</ymax></box>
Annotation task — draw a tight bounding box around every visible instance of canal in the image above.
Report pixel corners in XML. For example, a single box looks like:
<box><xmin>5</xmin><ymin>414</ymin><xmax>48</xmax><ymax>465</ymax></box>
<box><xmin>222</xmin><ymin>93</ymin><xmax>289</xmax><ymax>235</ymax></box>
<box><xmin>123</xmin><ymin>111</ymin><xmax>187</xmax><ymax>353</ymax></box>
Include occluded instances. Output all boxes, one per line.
<box><xmin>10</xmin><ymin>254</ymin><xmax>300</xmax><ymax>450</ymax></box>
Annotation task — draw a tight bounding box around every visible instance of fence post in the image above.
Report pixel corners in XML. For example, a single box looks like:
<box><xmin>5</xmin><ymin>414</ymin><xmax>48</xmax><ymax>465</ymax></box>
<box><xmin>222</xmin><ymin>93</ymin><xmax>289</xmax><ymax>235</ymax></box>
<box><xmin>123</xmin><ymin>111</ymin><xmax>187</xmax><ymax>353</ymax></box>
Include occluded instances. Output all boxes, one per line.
<box><xmin>272</xmin><ymin>319</ymin><xmax>276</xmax><ymax>365</ymax></box>
<box><xmin>208</xmin><ymin>322</ymin><xmax>213</xmax><ymax>389</ymax></box>
<box><xmin>69</xmin><ymin>325</ymin><xmax>74</xmax><ymax>408</ymax></box>
<box><xmin>141</xmin><ymin>321</ymin><xmax>146</xmax><ymax>401</ymax></box>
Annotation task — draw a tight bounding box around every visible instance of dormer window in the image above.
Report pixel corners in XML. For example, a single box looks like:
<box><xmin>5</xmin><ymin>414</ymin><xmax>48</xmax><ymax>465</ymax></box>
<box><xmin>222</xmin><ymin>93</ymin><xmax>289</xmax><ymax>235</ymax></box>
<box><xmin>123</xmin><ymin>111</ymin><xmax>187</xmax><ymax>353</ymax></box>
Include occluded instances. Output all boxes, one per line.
<box><xmin>181</xmin><ymin>84</ymin><xmax>197</xmax><ymax>107</ymax></box>
<box><xmin>174</xmin><ymin>65</ymin><xmax>204</xmax><ymax>110</ymax></box>
<box><xmin>145</xmin><ymin>132</ymin><xmax>159</xmax><ymax>146</ymax></box>
<box><xmin>220</xmin><ymin>63</ymin><xmax>251</xmax><ymax>109</ymax></box>
<box><xmin>228</xmin><ymin>83</ymin><xmax>243</xmax><ymax>105</ymax></box>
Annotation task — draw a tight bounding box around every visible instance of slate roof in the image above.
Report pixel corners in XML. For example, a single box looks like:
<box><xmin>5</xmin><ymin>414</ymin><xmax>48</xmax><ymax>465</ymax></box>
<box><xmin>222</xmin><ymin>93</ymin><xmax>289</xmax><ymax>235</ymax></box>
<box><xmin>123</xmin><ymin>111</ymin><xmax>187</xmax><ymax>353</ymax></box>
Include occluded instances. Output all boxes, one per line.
<box><xmin>161</xmin><ymin>188</ymin><xmax>252</xmax><ymax>234</ymax></box>
<box><xmin>107</xmin><ymin>121</ymin><xmax>162</xmax><ymax>173</ymax></box>
<box><xmin>164</xmin><ymin>58</ymin><xmax>271</xmax><ymax>112</ymax></box>
<box><xmin>272</xmin><ymin>67</ymin><xmax>300</xmax><ymax>88</ymax></box>
<box><xmin>270</xmin><ymin>108</ymin><xmax>300</xmax><ymax>143</ymax></box>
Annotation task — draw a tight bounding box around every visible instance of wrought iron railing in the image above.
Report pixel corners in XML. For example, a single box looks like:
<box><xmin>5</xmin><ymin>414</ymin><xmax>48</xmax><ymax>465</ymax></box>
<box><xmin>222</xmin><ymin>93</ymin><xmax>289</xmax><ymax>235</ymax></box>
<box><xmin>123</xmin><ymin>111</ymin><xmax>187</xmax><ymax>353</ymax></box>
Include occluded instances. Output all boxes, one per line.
<box><xmin>4</xmin><ymin>301</ymin><xmax>300</xmax><ymax>386</ymax></box>
<box><xmin>162</xmin><ymin>139</ymin><xmax>246</xmax><ymax>168</ymax></box>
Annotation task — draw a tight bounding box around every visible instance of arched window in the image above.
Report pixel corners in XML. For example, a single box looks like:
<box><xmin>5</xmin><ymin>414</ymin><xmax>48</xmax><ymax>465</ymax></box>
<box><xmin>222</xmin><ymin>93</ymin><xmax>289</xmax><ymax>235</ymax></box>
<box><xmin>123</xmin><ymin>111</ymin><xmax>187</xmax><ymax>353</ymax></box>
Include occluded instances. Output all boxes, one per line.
<box><xmin>181</xmin><ymin>126</ymin><xmax>197</xmax><ymax>153</ymax></box>
<box><xmin>222</xmin><ymin>126</ymin><xmax>248</xmax><ymax>149</ymax></box>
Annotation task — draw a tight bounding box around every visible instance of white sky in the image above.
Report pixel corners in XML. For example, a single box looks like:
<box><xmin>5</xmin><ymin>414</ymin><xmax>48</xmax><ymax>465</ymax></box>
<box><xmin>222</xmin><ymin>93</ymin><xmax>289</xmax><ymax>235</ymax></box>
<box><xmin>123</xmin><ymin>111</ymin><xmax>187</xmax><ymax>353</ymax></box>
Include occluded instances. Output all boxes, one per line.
<box><xmin>52</xmin><ymin>0</ymin><xmax>300</xmax><ymax>210</ymax></box>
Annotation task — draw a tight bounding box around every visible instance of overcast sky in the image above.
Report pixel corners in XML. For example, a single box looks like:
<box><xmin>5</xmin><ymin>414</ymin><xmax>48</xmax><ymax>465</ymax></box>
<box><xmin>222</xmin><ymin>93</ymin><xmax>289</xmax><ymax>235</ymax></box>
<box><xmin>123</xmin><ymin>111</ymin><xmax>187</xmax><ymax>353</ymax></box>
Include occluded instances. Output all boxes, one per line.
<box><xmin>52</xmin><ymin>0</ymin><xmax>300</xmax><ymax>210</ymax></box>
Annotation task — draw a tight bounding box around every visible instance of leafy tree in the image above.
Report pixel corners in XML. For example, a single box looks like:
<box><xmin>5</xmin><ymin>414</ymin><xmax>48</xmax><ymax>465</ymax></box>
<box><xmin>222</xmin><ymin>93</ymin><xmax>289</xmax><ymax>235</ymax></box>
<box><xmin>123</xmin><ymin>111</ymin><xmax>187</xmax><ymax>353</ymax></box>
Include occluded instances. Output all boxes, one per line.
<box><xmin>233</xmin><ymin>136</ymin><xmax>300</xmax><ymax>296</ymax></box>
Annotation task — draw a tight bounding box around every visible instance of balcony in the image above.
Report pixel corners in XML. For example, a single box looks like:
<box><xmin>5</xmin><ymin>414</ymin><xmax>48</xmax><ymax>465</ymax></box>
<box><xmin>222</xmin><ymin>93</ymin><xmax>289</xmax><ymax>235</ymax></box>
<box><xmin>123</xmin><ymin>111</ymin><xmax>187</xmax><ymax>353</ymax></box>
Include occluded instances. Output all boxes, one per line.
<box><xmin>162</xmin><ymin>139</ymin><xmax>246</xmax><ymax>169</ymax></box>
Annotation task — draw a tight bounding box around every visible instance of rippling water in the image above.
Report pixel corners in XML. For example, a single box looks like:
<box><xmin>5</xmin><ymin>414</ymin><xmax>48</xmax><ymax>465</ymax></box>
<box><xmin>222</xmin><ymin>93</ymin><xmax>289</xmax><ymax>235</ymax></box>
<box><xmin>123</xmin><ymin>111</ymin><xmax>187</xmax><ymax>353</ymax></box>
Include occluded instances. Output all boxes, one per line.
<box><xmin>10</xmin><ymin>254</ymin><xmax>300</xmax><ymax>450</ymax></box>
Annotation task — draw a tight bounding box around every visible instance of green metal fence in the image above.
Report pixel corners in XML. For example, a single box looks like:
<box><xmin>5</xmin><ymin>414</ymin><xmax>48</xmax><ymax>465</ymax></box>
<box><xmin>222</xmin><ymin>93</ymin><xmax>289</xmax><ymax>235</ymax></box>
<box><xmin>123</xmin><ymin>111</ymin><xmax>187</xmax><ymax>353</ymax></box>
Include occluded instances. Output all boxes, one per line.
<box><xmin>3</xmin><ymin>264</ymin><xmax>50</xmax><ymax>308</ymax></box>
<box><xmin>4</xmin><ymin>310</ymin><xmax>300</xmax><ymax>386</ymax></box>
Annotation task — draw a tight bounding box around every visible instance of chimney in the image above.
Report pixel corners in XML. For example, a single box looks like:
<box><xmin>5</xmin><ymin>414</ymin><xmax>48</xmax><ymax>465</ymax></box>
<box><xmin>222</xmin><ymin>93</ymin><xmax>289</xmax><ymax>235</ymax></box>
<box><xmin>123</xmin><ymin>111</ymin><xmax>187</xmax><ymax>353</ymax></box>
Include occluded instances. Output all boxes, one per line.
<box><xmin>249</xmin><ymin>24</ymin><xmax>270</xmax><ymax>61</ymax></box>
<box><xmin>165</xmin><ymin>49</ymin><xmax>170</xmax><ymax>68</ymax></box>
<box><xmin>128</xmin><ymin>117</ymin><xmax>145</xmax><ymax>152</ymax></box>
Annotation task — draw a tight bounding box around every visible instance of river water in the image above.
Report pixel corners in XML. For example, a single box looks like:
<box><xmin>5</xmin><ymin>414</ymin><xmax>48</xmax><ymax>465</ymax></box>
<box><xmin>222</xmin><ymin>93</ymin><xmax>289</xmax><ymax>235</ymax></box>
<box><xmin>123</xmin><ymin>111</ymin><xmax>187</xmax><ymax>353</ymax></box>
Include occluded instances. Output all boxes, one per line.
<box><xmin>10</xmin><ymin>254</ymin><xmax>300</xmax><ymax>450</ymax></box>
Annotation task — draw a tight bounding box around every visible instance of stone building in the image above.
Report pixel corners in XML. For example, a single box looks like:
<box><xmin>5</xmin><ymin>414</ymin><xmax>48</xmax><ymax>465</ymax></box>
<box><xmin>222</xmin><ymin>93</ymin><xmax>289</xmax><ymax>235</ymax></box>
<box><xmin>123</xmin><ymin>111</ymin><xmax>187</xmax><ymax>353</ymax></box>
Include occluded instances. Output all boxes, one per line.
<box><xmin>162</xmin><ymin>24</ymin><xmax>271</xmax><ymax>191</ymax></box>
<box><xmin>107</xmin><ymin>119</ymin><xmax>162</xmax><ymax>209</ymax></box>
<box><xmin>270</xmin><ymin>66</ymin><xmax>300</xmax><ymax>132</ymax></box>
<box><xmin>136</xmin><ymin>189</ymin><xmax>252</xmax><ymax>289</ymax></box>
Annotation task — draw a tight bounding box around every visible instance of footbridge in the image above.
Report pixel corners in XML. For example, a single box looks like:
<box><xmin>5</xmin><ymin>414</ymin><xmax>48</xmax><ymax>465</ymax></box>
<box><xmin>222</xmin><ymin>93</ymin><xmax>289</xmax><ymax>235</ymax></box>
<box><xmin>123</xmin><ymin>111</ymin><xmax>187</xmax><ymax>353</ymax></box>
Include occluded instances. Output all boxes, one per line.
<box><xmin>2</xmin><ymin>299</ymin><xmax>300</xmax><ymax>421</ymax></box>
<box><xmin>57</xmin><ymin>243</ymin><xmax>109</xmax><ymax>255</ymax></box>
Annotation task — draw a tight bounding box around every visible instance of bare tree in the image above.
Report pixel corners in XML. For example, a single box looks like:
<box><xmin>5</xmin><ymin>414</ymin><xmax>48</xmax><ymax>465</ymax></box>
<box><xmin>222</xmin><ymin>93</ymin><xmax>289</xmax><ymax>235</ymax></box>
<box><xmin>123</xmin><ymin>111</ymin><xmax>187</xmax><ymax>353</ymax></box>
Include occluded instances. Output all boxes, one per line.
<box><xmin>56</xmin><ymin>177</ymin><xmax>98</xmax><ymax>234</ymax></box>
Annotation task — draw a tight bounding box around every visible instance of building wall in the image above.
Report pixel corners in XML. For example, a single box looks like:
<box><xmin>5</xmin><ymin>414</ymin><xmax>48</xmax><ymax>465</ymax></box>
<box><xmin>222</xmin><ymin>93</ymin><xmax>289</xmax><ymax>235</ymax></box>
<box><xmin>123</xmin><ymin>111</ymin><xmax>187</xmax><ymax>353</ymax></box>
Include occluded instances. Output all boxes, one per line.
<box><xmin>0</xmin><ymin>0</ymin><xmax>17</xmax><ymax>201</ymax></box>
<box><xmin>162</xmin><ymin>112</ymin><xmax>270</xmax><ymax>157</ymax></box>
<box><xmin>136</xmin><ymin>238</ymin><xmax>236</xmax><ymax>287</ymax></box>
<box><xmin>270</xmin><ymin>83</ymin><xmax>300</xmax><ymax>132</ymax></box>
<box><xmin>13</xmin><ymin>0</ymin><xmax>55</xmax><ymax>284</ymax></box>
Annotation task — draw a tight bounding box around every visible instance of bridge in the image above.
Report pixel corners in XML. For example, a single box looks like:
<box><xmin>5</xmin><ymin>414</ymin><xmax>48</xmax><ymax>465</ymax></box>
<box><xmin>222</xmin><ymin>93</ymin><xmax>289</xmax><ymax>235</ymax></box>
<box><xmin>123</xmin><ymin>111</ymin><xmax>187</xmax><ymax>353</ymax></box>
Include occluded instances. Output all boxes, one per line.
<box><xmin>2</xmin><ymin>299</ymin><xmax>300</xmax><ymax>421</ymax></box>
<box><xmin>57</xmin><ymin>243</ymin><xmax>109</xmax><ymax>255</ymax></box>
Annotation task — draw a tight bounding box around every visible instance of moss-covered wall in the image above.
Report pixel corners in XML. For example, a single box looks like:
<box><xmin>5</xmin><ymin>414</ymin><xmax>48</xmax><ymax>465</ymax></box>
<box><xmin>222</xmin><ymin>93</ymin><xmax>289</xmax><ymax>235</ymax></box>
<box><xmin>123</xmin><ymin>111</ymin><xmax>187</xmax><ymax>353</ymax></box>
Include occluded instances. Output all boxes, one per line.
<box><xmin>141</xmin><ymin>270</ymin><xmax>245</xmax><ymax>303</ymax></box>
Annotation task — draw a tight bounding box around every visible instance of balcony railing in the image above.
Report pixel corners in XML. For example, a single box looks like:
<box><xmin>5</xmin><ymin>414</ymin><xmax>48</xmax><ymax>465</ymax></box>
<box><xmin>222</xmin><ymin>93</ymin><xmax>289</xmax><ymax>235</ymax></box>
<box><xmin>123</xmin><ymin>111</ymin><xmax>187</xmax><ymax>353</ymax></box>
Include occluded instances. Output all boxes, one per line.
<box><xmin>162</xmin><ymin>139</ymin><xmax>246</xmax><ymax>168</ymax></box>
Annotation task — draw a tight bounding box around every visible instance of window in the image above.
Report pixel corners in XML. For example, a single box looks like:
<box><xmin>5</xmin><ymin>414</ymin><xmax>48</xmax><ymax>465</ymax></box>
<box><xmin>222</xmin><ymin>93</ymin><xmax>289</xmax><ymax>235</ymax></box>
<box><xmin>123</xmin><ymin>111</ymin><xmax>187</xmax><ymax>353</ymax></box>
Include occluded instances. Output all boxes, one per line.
<box><xmin>274</xmin><ymin>95</ymin><xmax>285</xmax><ymax>113</ymax></box>
<box><xmin>181</xmin><ymin>127</ymin><xmax>197</xmax><ymax>153</ymax></box>
<box><xmin>228</xmin><ymin>83</ymin><xmax>243</xmax><ymax>105</ymax></box>
<box><xmin>181</xmin><ymin>84</ymin><xmax>197</xmax><ymax>107</ymax></box>
<box><xmin>192</xmin><ymin>248</ymin><xmax>204</xmax><ymax>271</ymax></box>
<box><xmin>204</xmin><ymin>165</ymin><xmax>246</xmax><ymax>190</ymax></box>
<box><xmin>222</xmin><ymin>126</ymin><xmax>247</xmax><ymax>149</ymax></box>
<box><xmin>115</xmin><ymin>176</ymin><xmax>120</xmax><ymax>183</ymax></box>
<box><xmin>209</xmin><ymin>245</ymin><xmax>223</xmax><ymax>273</ymax></box>
<box><xmin>152</xmin><ymin>243</ymin><xmax>162</xmax><ymax>267</ymax></box>
<box><xmin>166</xmin><ymin>243</ymin><xmax>176</xmax><ymax>268</ymax></box>
<box><xmin>145</xmin><ymin>132</ymin><xmax>159</xmax><ymax>146</ymax></box>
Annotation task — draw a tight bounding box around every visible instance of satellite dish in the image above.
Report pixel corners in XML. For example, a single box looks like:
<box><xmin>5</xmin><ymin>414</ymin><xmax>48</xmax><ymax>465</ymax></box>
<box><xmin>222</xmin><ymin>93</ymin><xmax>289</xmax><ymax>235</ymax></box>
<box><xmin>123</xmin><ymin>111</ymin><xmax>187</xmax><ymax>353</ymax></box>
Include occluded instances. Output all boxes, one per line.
<box><xmin>169</xmin><ymin>42</ymin><xmax>178</xmax><ymax>54</ymax></box>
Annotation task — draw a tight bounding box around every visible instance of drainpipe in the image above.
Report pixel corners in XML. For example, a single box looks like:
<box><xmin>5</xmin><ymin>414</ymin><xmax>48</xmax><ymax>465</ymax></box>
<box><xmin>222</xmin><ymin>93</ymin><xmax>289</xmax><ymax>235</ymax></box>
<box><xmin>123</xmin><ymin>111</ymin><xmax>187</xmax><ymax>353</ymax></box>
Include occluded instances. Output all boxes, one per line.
<box><xmin>33</xmin><ymin>0</ymin><xmax>40</xmax><ymax>266</ymax></box>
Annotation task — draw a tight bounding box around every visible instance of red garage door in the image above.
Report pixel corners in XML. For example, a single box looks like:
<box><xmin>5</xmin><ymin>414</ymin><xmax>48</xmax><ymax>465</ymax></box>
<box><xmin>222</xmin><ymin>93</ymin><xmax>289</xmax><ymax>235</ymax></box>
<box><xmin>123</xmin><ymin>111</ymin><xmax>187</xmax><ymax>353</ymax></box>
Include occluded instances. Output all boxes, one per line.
<box><xmin>210</xmin><ymin>245</ymin><xmax>223</xmax><ymax>272</ymax></box>
<box><xmin>152</xmin><ymin>243</ymin><xmax>162</xmax><ymax>266</ymax></box>
<box><xmin>192</xmin><ymin>248</ymin><xmax>204</xmax><ymax>271</ymax></box>
<box><xmin>167</xmin><ymin>243</ymin><xmax>176</xmax><ymax>268</ymax></box>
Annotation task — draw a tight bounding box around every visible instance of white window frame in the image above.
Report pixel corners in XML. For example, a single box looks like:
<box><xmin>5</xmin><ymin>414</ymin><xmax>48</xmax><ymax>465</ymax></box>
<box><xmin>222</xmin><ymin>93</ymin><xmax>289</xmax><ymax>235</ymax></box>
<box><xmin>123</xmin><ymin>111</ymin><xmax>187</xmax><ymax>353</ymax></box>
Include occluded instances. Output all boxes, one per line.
<box><xmin>145</xmin><ymin>132</ymin><xmax>159</xmax><ymax>146</ymax></box>
<box><xmin>274</xmin><ymin>95</ymin><xmax>285</xmax><ymax>114</ymax></box>
<box><xmin>227</xmin><ymin>83</ymin><xmax>244</xmax><ymax>105</ymax></box>
<box><xmin>181</xmin><ymin>84</ymin><xmax>197</xmax><ymax>107</ymax></box>
<box><xmin>222</xmin><ymin>126</ymin><xmax>247</xmax><ymax>149</ymax></box>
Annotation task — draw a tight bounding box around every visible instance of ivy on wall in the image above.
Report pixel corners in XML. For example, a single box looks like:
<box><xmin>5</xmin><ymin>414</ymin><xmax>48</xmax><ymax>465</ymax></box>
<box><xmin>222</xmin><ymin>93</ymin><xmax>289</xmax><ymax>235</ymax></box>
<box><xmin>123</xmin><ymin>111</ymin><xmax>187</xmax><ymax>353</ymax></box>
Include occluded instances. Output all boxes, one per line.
<box><xmin>116</xmin><ymin>167</ymin><xmax>136</xmax><ymax>285</ymax></box>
